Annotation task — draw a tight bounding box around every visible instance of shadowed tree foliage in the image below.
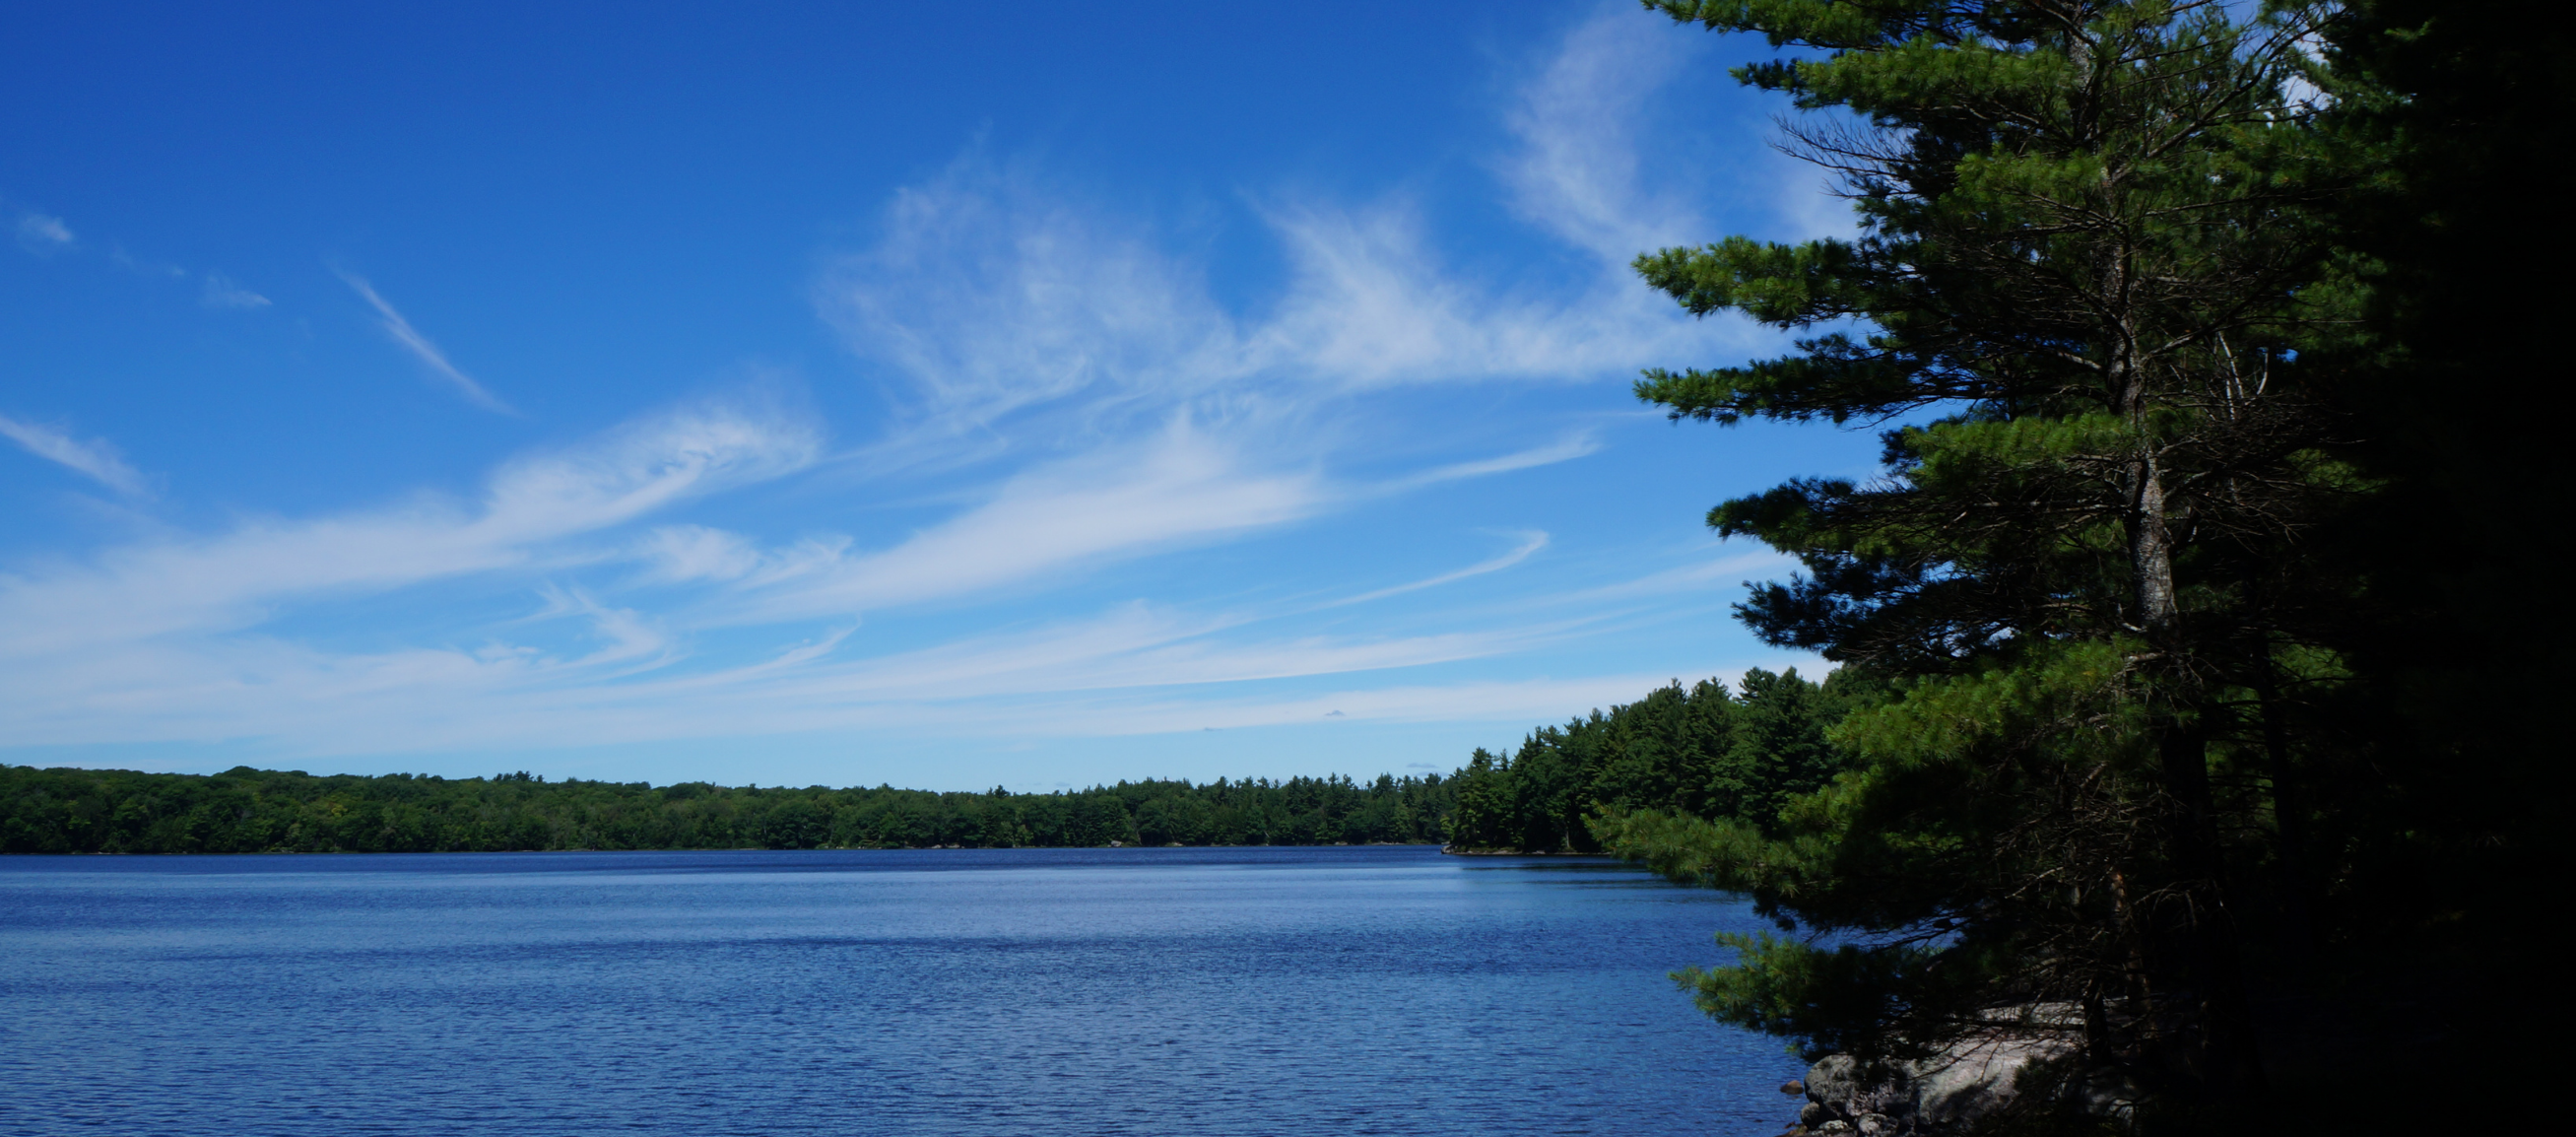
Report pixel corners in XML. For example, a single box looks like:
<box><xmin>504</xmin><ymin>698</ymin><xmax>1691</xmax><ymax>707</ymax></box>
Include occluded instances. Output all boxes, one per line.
<box><xmin>2284</xmin><ymin>0</ymin><xmax>2576</xmax><ymax>1123</ymax></box>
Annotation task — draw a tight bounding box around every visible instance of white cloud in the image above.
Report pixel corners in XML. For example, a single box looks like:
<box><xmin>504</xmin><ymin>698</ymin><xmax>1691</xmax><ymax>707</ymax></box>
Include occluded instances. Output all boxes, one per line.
<box><xmin>1540</xmin><ymin>547</ymin><xmax>1800</xmax><ymax>607</ymax></box>
<box><xmin>0</xmin><ymin>402</ymin><xmax>821</xmax><ymax>755</ymax></box>
<box><xmin>1498</xmin><ymin>4</ymin><xmax>1705</xmax><ymax>261</ymax></box>
<box><xmin>340</xmin><ymin>272</ymin><xmax>518</xmax><ymax>415</ymax></box>
<box><xmin>0</xmin><ymin>413</ymin><xmax>150</xmax><ymax>496</ymax></box>
<box><xmin>200</xmin><ymin>273</ymin><xmax>272</xmax><ymax>309</ymax></box>
<box><xmin>730</xmin><ymin>420</ymin><xmax>1324</xmax><ymax>622</ymax></box>
<box><xmin>823</xmin><ymin>165</ymin><xmax>1246</xmax><ymax>441</ymax></box>
<box><xmin>0</xmin><ymin>398</ymin><xmax>819</xmax><ymax>663</ymax></box>
<box><xmin>821</xmin><ymin>109</ymin><xmax>1752</xmax><ymax>455</ymax></box>
<box><xmin>15</xmin><ymin>212</ymin><xmax>74</xmax><ymax>253</ymax></box>
<box><xmin>1395</xmin><ymin>432</ymin><xmax>1602</xmax><ymax>489</ymax></box>
<box><xmin>1330</xmin><ymin>531</ymin><xmax>1550</xmax><ymax>607</ymax></box>
<box><xmin>635</xmin><ymin>524</ymin><xmax>764</xmax><ymax>583</ymax></box>
<box><xmin>1506</xmin><ymin>2</ymin><xmax>1855</xmax><ymax>248</ymax></box>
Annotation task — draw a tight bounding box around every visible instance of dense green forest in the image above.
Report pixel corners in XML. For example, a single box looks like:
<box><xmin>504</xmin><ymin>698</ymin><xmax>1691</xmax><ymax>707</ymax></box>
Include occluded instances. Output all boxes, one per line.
<box><xmin>0</xmin><ymin>765</ymin><xmax>1455</xmax><ymax>854</ymax></box>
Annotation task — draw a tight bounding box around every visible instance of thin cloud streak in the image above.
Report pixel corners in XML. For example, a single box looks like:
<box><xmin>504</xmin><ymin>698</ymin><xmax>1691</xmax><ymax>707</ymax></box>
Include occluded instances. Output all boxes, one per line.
<box><xmin>340</xmin><ymin>272</ymin><xmax>519</xmax><ymax>415</ymax></box>
<box><xmin>15</xmin><ymin>212</ymin><xmax>74</xmax><ymax>253</ymax></box>
<box><xmin>1392</xmin><ymin>432</ymin><xmax>1601</xmax><ymax>490</ymax></box>
<box><xmin>200</xmin><ymin>273</ymin><xmax>271</xmax><ymax>310</ymax></box>
<box><xmin>0</xmin><ymin>413</ymin><xmax>150</xmax><ymax>496</ymax></box>
<box><xmin>1329</xmin><ymin>531</ymin><xmax>1550</xmax><ymax>608</ymax></box>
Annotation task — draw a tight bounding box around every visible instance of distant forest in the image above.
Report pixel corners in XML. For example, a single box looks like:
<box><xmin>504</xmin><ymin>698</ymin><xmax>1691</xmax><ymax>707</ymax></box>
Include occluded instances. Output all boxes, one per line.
<box><xmin>0</xmin><ymin>766</ymin><xmax>1459</xmax><ymax>854</ymax></box>
<box><xmin>0</xmin><ymin>667</ymin><xmax>1852</xmax><ymax>856</ymax></box>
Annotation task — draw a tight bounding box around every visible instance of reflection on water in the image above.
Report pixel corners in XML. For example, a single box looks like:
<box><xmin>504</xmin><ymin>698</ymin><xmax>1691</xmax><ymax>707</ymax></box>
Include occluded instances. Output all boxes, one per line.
<box><xmin>0</xmin><ymin>846</ymin><xmax>1799</xmax><ymax>1136</ymax></box>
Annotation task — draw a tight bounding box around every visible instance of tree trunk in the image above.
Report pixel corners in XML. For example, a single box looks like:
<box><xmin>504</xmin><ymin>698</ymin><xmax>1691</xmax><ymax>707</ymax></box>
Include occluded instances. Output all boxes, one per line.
<box><xmin>2153</xmin><ymin>721</ymin><xmax>2267</xmax><ymax>1100</ymax></box>
<box><xmin>2124</xmin><ymin>411</ymin><xmax>2267</xmax><ymax>1101</ymax></box>
<box><xmin>2126</xmin><ymin>450</ymin><xmax>2180</xmax><ymax>635</ymax></box>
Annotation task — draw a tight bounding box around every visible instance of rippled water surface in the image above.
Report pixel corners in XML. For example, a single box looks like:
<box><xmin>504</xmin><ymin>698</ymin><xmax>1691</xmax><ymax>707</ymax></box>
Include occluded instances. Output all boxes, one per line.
<box><xmin>0</xmin><ymin>846</ymin><xmax>1799</xmax><ymax>1136</ymax></box>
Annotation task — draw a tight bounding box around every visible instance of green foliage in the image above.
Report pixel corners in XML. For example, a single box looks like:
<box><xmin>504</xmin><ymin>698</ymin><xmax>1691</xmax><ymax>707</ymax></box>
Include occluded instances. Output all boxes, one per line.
<box><xmin>1596</xmin><ymin>642</ymin><xmax>2190</xmax><ymax>1057</ymax></box>
<box><xmin>1598</xmin><ymin>0</ymin><xmax>2396</xmax><ymax>1118</ymax></box>
<box><xmin>0</xmin><ymin>765</ymin><xmax>1455</xmax><ymax>854</ymax></box>
<box><xmin>1673</xmin><ymin>932</ymin><xmax>1946</xmax><ymax>1060</ymax></box>
<box><xmin>1442</xmin><ymin>667</ymin><xmax>1879</xmax><ymax>852</ymax></box>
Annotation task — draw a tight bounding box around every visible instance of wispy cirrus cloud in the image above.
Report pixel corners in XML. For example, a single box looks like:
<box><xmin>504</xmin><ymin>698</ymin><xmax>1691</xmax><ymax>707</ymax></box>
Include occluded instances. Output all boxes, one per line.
<box><xmin>1394</xmin><ymin>432</ymin><xmax>1603</xmax><ymax>490</ymax></box>
<box><xmin>1330</xmin><ymin>531</ymin><xmax>1552</xmax><ymax>608</ymax></box>
<box><xmin>340</xmin><ymin>272</ymin><xmax>518</xmax><ymax>415</ymax></box>
<box><xmin>199</xmin><ymin>272</ymin><xmax>271</xmax><ymax>309</ymax></box>
<box><xmin>5</xmin><ymin>201</ymin><xmax>289</xmax><ymax>312</ymax></box>
<box><xmin>1498</xmin><ymin>6</ymin><xmax>1706</xmax><ymax>262</ymax></box>
<box><xmin>726</xmin><ymin>421</ymin><xmax>1325</xmax><ymax>623</ymax></box>
<box><xmin>1503</xmin><ymin>0</ymin><xmax>1854</xmax><ymax>249</ymax></box>
<box><xmin>819</xmin><ymin>15</ymin><xmax>1764</xmax><ymax>463</ymax></box>
<box><xmin>0</xmin><ymin>413</ymin><xmax>150</xmax><ymax>497</ymax></box>
<box><xmin>0</xmin><ymin>398</ymin><xmax>819</xmax><ymax>663</ymax></box>
<box><xmin>14</xmin><ymin>211</ymin><xmax>74</xmax><ymax>254</ymax></box>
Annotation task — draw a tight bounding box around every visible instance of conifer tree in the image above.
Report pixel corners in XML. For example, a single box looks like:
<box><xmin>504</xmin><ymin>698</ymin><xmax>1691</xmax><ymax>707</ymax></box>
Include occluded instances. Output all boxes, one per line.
<box><xmin>1593</xmin><ymin>0</ymin><xmax>2356</xmax><ymax>1119</ymax></box>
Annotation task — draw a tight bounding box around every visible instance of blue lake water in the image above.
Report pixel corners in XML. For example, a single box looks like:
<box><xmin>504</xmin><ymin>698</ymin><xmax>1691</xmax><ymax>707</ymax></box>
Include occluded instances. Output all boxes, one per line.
<box><xmin>0</xmin><ymin>846</ymin><xmax>1799</xmax><ymax>1136</ymax></box>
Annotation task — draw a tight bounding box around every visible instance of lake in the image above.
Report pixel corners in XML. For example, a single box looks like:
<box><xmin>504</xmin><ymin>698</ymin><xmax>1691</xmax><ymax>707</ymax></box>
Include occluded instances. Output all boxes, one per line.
<box><xmin>0</xmin><ymin>846</ymin><xmax>1800</xmax><ymax>1136</ymax></box>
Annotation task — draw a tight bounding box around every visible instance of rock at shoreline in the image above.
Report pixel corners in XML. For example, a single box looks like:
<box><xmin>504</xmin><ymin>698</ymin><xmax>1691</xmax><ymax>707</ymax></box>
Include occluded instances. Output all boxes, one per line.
<box><xmin>1791</xmin><ymin>1018</ymin><xmax>2140</xmax><ymax>1135</ymax></box>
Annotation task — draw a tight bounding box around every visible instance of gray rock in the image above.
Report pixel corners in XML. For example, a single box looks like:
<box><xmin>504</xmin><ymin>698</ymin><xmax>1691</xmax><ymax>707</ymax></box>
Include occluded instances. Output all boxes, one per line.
<box><xmin>1795</xmin><ymin>1008</ymin><xmax>2117</xmax><ymax>1136</ymax></box>
<box><xmin>1805</xmin><ymin>1054</ymin><xmax>1859</xmax><ymax>1106</ymax></box>
<box><xmin>1909</xmin><ymin>1037</ymin><xmax>2065</xmax><ymax>1128</ymax></box>
<box><xmin>1781</xmin><ymin>1080</ymin><xmax>1807</xmax><ymax>1098</ymax></box>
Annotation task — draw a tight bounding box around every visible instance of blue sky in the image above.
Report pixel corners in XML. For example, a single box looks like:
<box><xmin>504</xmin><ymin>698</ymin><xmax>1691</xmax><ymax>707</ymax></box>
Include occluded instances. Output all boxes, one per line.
<box><xmin>0</xmin><ymin>1</ymin><xmax>1878</xmax><ymax>790</ymax></box>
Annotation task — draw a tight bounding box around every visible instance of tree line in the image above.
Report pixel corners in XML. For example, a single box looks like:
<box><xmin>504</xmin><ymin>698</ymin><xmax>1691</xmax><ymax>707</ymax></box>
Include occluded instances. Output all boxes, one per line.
<box><xmin>4</xmin><ymin>661</ymin><xmax>1860</xmax><ymax>858</ymax></box>
<box><xmin>0</xmin><ymin>765</ymin><xmax>1456</xmax><ymax>854</ymax></box>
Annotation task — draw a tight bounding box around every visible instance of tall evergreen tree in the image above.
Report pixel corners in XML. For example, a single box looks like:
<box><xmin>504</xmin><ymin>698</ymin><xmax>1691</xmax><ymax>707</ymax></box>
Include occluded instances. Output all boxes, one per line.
<box><xmin>1594</xmin><ymin>0</ymin><xmax>2359</xmax><ymax>1120</ymax></box>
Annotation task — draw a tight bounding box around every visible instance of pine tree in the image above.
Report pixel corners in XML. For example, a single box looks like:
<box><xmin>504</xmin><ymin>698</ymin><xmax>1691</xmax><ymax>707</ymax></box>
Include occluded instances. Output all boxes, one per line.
<box><xmin>1594</xmin><ymin>0</ymin><xmax>2359</xmax><ymax>1119</ymax></box>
